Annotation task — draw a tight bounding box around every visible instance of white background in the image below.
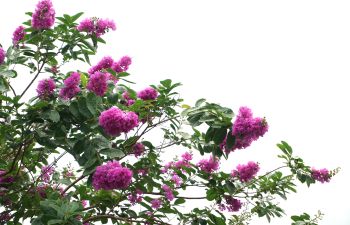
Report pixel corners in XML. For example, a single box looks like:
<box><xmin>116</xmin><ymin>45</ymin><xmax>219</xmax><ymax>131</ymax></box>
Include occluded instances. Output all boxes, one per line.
<box><xmin>1</xmin><ymin>0</ymin><xmax>350</xmax><ymax>224</ymax></box>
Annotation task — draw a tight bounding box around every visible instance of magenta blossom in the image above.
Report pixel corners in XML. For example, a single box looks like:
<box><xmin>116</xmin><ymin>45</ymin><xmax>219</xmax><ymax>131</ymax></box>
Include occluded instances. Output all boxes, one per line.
<box><xmin>151</xmin><ymin>199</ymin><xmax>162</xmax><ymax>209</ymax></box>
<box><xmin>88</xmin><ymin>56</ymin><xmax>114</xmax><ymax>75</ymax></box>
<box><xmin>31</xmin><ymin>0</ymin><xmax>55</xmax><ymax>30</ymax></box>
<box><xmin>162</xmin><ymin>184</ymin><xmax>174</xmax><ymax>201</ymax></box>
<box><xmin>171</xmin><ymin>174</ymin><xmax>182</xmax><ymax>187</ymax></box>
<box><xmin>92</xmin><ymin>161</ymin><xmax>133</xmax><ymax>190</ymax></box>
<box><xmin>36</xmin><ymin>78</ymin><xmax>56</xmax><ymax>100</ymax></box>
<box><xmin>311</xmin><ymin>168</ymin><xmax>331</xmax><ymax>183</ymax></box>
<box><xmin>87</xmin><ymin>71</ymin><xmax>109</xmax><ymax>96</ymax></box>
<box><xmin>0</xmin><ymin>170</ymin><xmax>14</xmax><ymax>185</ymax></box>
<box><xmin>132</xmin><ymin>143</ymin><xmax>145</xmax><ymax>157</ymax></box>
<box><xmin>218</xmin><ymin>196</ymin><xmax>242</xmax><ymax>212</ymax></box>
<box><xmin>122</xmin><ymin>91</ymin><xmax>135</xmax><ymax>106</ymax></box>
<box><xmin>0</xmin><ymin>48</ymin><xmax>5</xmax><ymax>65</ymax></box>
<box><xmin>128</xmin><ymin>189</ymin><xmax>143</xmax><ymax>205</ymax></box>
<box><xmin>112</xmin><ymin>56</ymin><xmax>132</xmax><ymax>73</ymax></box>
<box><xmin>59</xmin><ymin>72</ymin><xmax>81</xmax><ymax>100</ymax></box>
<box><xmin>197</xmin><ymin>156</ymin><xmax>219</xmax><ymax>174</ymax></box>
<box><xmin>77</xmin><ymin>18</ymin><xmax>116</xmax><ymax>37</ymax></box>
<box><xmin>137</xmin><ymin>87</ymin><xmax>158</xmax><ymax>100</ymax></box>
<box><xmin>12</xmin><ymin>26</ymin><xmax>26</xmax><ymax>45</ymax></box>
<box><xmin>41</xmin><ymin>165</ymin><xmax>54</xmax><ymax>183</ymax></box>
<box><xmin>232</xmin><ymin>161</ymin><xmax>259</xmax><ymax>183</ymax></box>
<box><xmin>99</xmin><ymin>107</ymin><xmax>139</xmax><ymax>136</ymax></box>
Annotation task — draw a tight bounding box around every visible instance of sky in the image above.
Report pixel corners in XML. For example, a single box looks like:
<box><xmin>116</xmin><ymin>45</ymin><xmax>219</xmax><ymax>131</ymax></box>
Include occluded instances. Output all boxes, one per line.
<box><xmin>1</xmin><ymin>0</ymin><xmax>350</xmax><ymax>224</ymax></box>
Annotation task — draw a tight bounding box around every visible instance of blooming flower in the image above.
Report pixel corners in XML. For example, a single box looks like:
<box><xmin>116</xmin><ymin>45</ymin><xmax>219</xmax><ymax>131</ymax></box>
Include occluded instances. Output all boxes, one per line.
<box><xmin>122</xmin><ymin>91</ymin><xmax>135</xmax><ymax>106</ymax></box>
<box><xmin>36</xmin><ymin>78</ymin><xmax>56</xmax><ymax>100</ymax></box>
<box><xmin>87</xmin><ymin>71</ymin><xmax>109</xmax><ymax>96</ymax></box>
<box><xmin>137</xmin><ymin>87</ymin><xmax>158</xmax><ymax>100</ymax></box>
<box><xmin>112</xmin><ymin>56</ymin><xmax>132</xmax><ymax>73</ymax></box>
<box><xmin>132</xmin><ymin>142</ymin><xmax>145</xmax><ymax>157</ymax></box>
<box><xmin>12</xmin><ymin>26</ymin><xmax>26</xmax><ymax>46</ymax></box>
<box><xmin>31</xmin><ymin>0</ymin><xmax>55</xmax><ymax>30</ymax></box>
<box><xmin>99</xmin><ymin>107</ymin><xmax>139</xmax><ymax>136</ymax></box>
<box><xmin>77</xmin><ymin>18</ymin><xmax>116</xmax><ymax>37</ymax></box>
<box><xmin>88</xmin><ymin>56</ymin><xmax>114</xmax><ymax>75</ymax></box>
<box><xmin>197</xmin><ymin>156</ymin><xmax>219</xmax><ymax>174</ymax></box>
<box><xmin>181</xmin><ymin>152</ymin><xmax>193</xmax><ymax>161</ymax></box>
<box><xmin>151</xmin><ymin>199</ymin><xmax>162</xmax><ymax>209</ymax></box>
<box><xmin>0</xmin><ymin>170</ymin><xmax>14</xmax><ymax>185</ymax></box>
<box><xmin>59</xmin><ymin>72</ymin><xmax>81</xmax><ymax>100</ymax></box>
<box><xmin>232</xmin><ymin>161</ymin><xmax>259</xmax><ymax>183</ymax></box>
<box><xmin>218</xmin><ymin>196</ymin><xmax>242</xmax><ymax>212</ymax></box>
<box><xmin>311</xmin><ymin>168</ymin><xmax>331</xmax><ymax>183</ymax></box>
<box><xmin>171</xmin><ymin>174</ymin><xmax>182</xmax><ymax>187</ymax></box>
<box><xmin>0</xmin><ymin>48</ymin><xmax>5</xmax><ymax>65</ymax></box>
<box><xmin>92</xmin><ymin>161</ymin><xmax>133</xmax><ymax>190</ymax></box>
<box><xmin>128</xmin><ymin>189</ymin><xmax>143</xmax><ymax>205</ymax></box>
<box><xmin>221</xmin><ymin>106</ymin><xmax>268</xmax><ymax>153</ymax></box>
<box><xmin>162</xmin><ymin>184</ymin><xmax>174</xmax><ymax>201</ymax></box>
<box><xmin>41</xmin><ymin>165</ymin><xmax>54</xmax><ymax>183</ymax></box>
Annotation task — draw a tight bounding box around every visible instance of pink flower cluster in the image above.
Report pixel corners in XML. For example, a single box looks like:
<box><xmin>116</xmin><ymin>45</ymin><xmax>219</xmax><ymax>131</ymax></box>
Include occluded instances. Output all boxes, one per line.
<box><xmin>41</xmin><ymin>165</ymin><xmax>54</xmax><ymax>183</ymax></box>
<box><xmin>197</xmin><ymin>156</ymin><xmax>219</xmax><ymax>174</ymax></box>
<box><xmin>0</xmin><ymin>170</ymin><xmax>14</xmax><ymax>185</ymax></box>
<box><xmin>132</xmin><ymin>142</ymin><xmax>145</xmax><ymax>157</ymax></box>
<box><xmin>99</xmin><ymin>107</ymin><xmax>139</xmax><ymax>136</ymax></box>
<box><xmin>112</xmin><ymin>56</ymin><xmax>132</xmax><ymax>73</ymax></box>
<box><xmin>0</xmin><ymin>48</ymin><xmax>5</xmax><ymax>64</ymax></box>
<box><xmin>222</xmin><ymin>106</ymin><xmax>268</xmax><ymax>153</ymax></box>
<box><xmin>151</xmin><ymin>199</ymin><xmax>162</xmax><ymax>209</ymax></box>
<box><xmin>92</xmin><ymin>161</ymin><xmax>133</xmax><ymax>190</ymax></box>
<box><xmin>88</xmin><ymin>56</ymin><xmax>114</xmax><ymax>75</ymax></box>
<box><xmin>87</xmin><ymin>71</ymin><xmax>109</xmax><ymax>96</ymax></box>
<box><xmin>77</xmin><ymin>18</ymin><xmax>116</xmax><ymax>37</ymax></box>
<box><xmin>162</xmin><ymin>184</ymin><xmax>174</xmax><ymax>201</ymax></box>
<box><xmin>59</xmin><ymin>72</ymin><xmax>81</xmax><ymax>100</ymax></box>
<box><xmin>123</xmin><ymin>91</ymin><xmax>135</xmax><ymax>106</ymax></box>
<box><xmin>12</xmin><ymin>26</ymin><xmax>26</xmax><ymax>46</ymax></box>
<box><xmin>218</xmin><ymin>196</ymin><xmax>242</xmax><ymax>212</ymax></box>
<box><xmin>36</xmin><ymin>78</ymin><xmax>56</xmax><ymax>100</ymax></box>
<box><xmin>171</xmin><ymin>174</ymin><xmax>182</xmax><ymax>187</ymax></box>
<box><xmin>232</xmin><ymin>161</ymin><xmax>259</xmax><ymax>183</ymax></box>
<box><xmin>311</xmin><ymin>168</ymin><xmax>331</xmax><ymax>183</ymax></box>
<box><xmin>31</xmin><ymin>0</ymin><xmax>55</xmax><ymax>30</ymax></box>
<box><xmin>161</xmin><ymin>152</ymin><xmax>193</xmax><ymax>173</ymax></box>
<box><xmin>128</xmin><ymin>189</ymin><xmax>143</xmax><ymax>205</ymax></box>
<box><xmin>137</xmin><ymin>87</ymin><xmax>158</xmax><ymax>101</ymax></box>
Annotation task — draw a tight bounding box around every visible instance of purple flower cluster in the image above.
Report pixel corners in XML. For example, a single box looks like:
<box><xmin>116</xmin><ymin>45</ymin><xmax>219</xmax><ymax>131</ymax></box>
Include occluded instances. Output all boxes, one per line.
<box><xmin>92</xmin><ymin>161</ymin><xmax>133</xmax><ymax>190</ymax></box>
<box><xmin>77</xmin><ymin>18</ymin><xmax>116</xmax><ymax>37</ymax></box>
<box><xmin>151</xmin><ymin>199</ymin><xmax>162</xmax><ymax>209</ymax></box>
<box><xmin>0</xmin><ymin>48</ymin><xmax>5</xmax><ymax>65</ymax></box>
<box><xmin>218</xmin><ymin>196</ymin><xmax>242</xmax><ymax>212</ymax></box>
<box><xmin>87</xmin><ymin>71</ymin><xmax>109</xmax><ymax>96</ymax></box>
<box><xmin>123</xmin><ymin>91</ymin><xmax>136</xmax><ymax>106</ymax></box>
<box><xmin>311</xmin><ymin>168</ymin><xmax>331</xmax><ymax>183</ymax></box>
<box><xmin>112</xmin><ymin>56</ymin><xmax>132</xmax><ymax>73</ymax></box>
<box><xmin>132</xmin><ymin>142</ymin><xmax>145</xmax><ymax>157</ymax></box>
<box><xmin>162</xmin><ymin>184</ymin><xmax>174</xmax><ymax>201</ymax></box>
<box><xmin>36</xmin><ymin>78</ymin><xmax>56</xmax><ymax>100</ymax></box>
<box><xmin>59</xmin><ymin>72</ymin><xmax>81</xmax><ymax>100</ymax></box>
<box><xmin>128</xmin><ymin>189</ymin><xmax>143</xmax><ymax>205</ymax></box>
<box><xmin>161</xmin><ymin>152</ymin><xmax>193</xmax><ymax>174</ymax></box>
<box><xmin>171</xmin><ymin>174</ymin><xmax>182</xmax><ymax>187</ymax></box>
<box><xmin>137</xmin><ymin>87</ymin><xmax>158</xmax><ymax>100</ymax></box>
<box><xmin>12</xmin><ymin>26</ymin><xmax>26</xmax><ymax>46</ymax></box>
<box><xmin>0</xmin><ymin>170</ymin><xmax>14</xmax><ymax>185</ymax></box>
<box><xmin>88</xmin><ymin>56</ymin><xmax>114</xmax><ymax>75</ymax></box>
<box><xmin>31</xmin><ymin>0</ymin><xmax>55</xmax><ymax>30</ymax></box>
<box><xmin>197</xmin><ymin>156</ymin><xmax>219</xmax><ymax>174</ymax></box>
<box><xmin>99</xmin><ymin>107</ymin><xmax>139</xmax><ymax>136</ymax></box>
<box><xmin>232</xmin><ymin>161</ymin><xmax>259</xmax><ymax>183</ymax></box>
<box><xmin>223</xmin><ymin>106</ymin><xmax>268</xmax><ymax>151</ymax></box>
<box><xmin>41</xmin><ymin>165</ymin><xmax>54</xmax><ymax>183</ymax></box>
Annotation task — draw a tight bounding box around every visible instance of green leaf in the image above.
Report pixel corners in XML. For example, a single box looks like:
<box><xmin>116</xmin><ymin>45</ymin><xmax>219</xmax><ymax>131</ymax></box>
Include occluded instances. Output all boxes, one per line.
<box><xmin>213</xmin><ymin>128</ymin><xmax>227</xmax><ymax>145</ymax></box>
<box><xmin>195</xmin><ymin>98</ymin><xmax>206</xmax><ymax>107</ymax></box>
<box><xmin>100</xmin><ymin>149</ymin><xmax>125</xmax><ymax>159</ymax></box>
<box><xmin>44</xmin><ymin>110</ymin><xmax>60</xmax><ymax>123</ymax></box>
<box><xmin>0</xmin><ymin>70</ymin><xmax>17</xmax><ymax>78</ymax></box>
<box><xmin>71</xmin><ymin>12</ymin><xmax>84</xmax><ymax>22</ymax></box>
<box><xmin>225</xmin><ymin>132</ymin><xmax>235</xmax><ymax>150</ymax></box>
<box><xmin>174</xmin><ymin>198</ymin><xmax>186</xmax><ymax>205</ymax></box>
<box><xmin>206</xmin><ymin>189</ymin><xmax>217</xmax><ymax>201</ymax></box>
<box><xmin>47</xmin><ymin>219</ymin><xmax>64</xmax><ymax>225</ymax></box>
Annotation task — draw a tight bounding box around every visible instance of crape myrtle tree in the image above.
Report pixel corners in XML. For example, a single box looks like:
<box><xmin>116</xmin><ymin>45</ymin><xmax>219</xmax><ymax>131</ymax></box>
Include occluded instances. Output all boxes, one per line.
<box><xmin>0</xmin><ymin>1</ymin><xmax>338</xmax><ymax>225</ymax></box>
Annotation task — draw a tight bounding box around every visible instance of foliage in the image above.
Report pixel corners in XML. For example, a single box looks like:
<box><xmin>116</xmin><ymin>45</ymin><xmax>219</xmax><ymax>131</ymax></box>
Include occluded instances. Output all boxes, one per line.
<box><xmin>0</xmin><ymin>1</ymin><xmax>337</xmax><ymax>225</ymax></box>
